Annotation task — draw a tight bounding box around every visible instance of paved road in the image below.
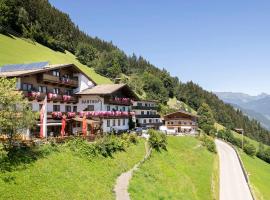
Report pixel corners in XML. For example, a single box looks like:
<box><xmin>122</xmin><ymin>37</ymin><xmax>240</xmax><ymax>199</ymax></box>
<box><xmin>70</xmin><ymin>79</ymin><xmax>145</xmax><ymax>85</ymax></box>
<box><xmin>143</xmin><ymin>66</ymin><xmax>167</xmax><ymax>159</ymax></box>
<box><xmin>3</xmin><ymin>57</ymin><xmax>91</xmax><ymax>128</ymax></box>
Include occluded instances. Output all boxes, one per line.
<box><xmin>215</xmin><ymin>139</ymin><xmax>253</xmax><ymax>200</ymax></box>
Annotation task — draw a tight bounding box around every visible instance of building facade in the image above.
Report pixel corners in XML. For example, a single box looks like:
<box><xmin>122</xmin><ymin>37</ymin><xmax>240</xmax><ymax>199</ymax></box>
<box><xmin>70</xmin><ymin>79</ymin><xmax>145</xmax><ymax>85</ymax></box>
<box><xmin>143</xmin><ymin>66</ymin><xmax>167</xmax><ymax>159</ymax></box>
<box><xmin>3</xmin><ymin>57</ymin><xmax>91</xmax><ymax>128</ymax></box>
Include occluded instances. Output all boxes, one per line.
<box><xmin>132</xmin><ymin>100</ymin><xmax>162</xmax><ymax>129</ymax></box>
<box><xmin>0</xmin><ymin>62</ymin><xmax>95</xmax><ymax>137</ymax></box>
<box><xmin>76</xmin><ymin>84</ymin><xmax>139</xmax><ymax>133</ymax></box>
<box><xmin>163</xmin><ymin>110</ymin><xmax>198</xmax><ymax>135</ymax></box>
<box><xmin>0</xmin><ymin>62</ymin><xmax>142</xmax><ymax>137</ymax></box>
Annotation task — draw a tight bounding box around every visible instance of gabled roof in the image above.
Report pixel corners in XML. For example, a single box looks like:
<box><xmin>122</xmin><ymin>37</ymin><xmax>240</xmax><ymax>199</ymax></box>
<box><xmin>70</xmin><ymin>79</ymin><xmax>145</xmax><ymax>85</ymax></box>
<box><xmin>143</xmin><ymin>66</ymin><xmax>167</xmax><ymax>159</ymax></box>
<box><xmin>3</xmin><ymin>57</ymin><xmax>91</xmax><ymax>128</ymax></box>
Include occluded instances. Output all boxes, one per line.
<box><xmin>0</xmin><ymin>62</ymin><xmax>97</xmax><ymax>85</ymax></box>
<box><xmin>77</xmin><ymin>84</ymin><xmax>139</xmax><ymax>100</ymax></box>
<box><xmin>164</xmin><ymin>110</ymin><xmax>199</xmax><ymax>119</ymax></box>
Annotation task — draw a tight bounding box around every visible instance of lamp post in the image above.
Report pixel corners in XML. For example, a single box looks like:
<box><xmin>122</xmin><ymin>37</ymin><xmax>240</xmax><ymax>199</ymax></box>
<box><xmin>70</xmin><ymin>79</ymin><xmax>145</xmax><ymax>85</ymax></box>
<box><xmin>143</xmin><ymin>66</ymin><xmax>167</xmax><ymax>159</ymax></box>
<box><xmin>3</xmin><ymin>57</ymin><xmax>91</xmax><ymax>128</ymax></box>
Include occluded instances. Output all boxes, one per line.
<box><xmin>241</xmin><ymin>129</ymin><xmax>244</xmax><ymax>150</ymax></box>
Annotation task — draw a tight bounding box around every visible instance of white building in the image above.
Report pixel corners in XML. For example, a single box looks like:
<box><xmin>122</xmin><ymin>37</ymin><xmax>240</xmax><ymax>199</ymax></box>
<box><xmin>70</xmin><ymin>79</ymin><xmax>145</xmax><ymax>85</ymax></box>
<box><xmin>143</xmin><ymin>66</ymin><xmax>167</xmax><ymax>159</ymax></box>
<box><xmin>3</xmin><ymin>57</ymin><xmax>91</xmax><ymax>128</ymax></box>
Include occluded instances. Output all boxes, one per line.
<box><xmin>76</xmin><ymin>84</ymin><xmax>139</xmax><ymax>133</ymax></box>
<box><xmin>132</xmin><ymin>100</ymin><xmax>162</xmax><ymax>129</ymax></box>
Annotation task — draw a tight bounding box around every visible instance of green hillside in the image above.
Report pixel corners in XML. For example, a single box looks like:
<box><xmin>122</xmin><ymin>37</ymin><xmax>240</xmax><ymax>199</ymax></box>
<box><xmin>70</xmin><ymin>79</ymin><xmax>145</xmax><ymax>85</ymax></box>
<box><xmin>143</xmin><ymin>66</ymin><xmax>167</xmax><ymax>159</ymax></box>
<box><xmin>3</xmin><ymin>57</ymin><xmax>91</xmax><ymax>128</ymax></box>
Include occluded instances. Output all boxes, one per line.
<box><xmin>0</xmin><ymin>34</ymin><xmax>112</xmax><ymax>84</ymax></box>
<box><xmin>129</xmin><ymin>137</ymin><xmax>219</xmax><ymax>200</ymax></box>
<box><xmin>0</xmin><ymin>140</ymin><xmax>145</xmax><ymax>200</ymax></box>
<box><xmin>240</xmin><ymin>150</ymin><xmax>270</xmax><ymax>200</ymax></box>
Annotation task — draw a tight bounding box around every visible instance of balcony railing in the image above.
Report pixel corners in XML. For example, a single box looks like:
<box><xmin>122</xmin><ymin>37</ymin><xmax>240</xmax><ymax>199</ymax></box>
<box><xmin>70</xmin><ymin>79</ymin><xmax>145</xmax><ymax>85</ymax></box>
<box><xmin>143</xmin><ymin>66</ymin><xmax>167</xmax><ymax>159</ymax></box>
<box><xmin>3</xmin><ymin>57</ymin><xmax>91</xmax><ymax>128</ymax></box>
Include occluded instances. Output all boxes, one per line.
<box><xmin>135</xmin><ymin>114</ymin><xmax>161</xmax><ymax>118</ymax></box>
<box><xmin>50</xmin><ymin>112</ymin><xmax>76</xmax><ymax>119</ymax></box>
<box><xmin>41</xmin><ymin>74</ymin><xmax>78</xmax><ymax>88</ymax></box>
<box><xmin>62</xmin><ymin>95</ymin><xmax>78</xmax><ymax>103</ymax></box>
<box><xmin>105</xmin><ymin>97</ymin><xmax>133</xmax><ymax>106</ymax></box>
<box><xmin>132</xmin><ymin>105</ymin><xmax>157</xmax><ymax>110</ymax></box>
<box><xmin>47</xmin><ymin>93</ymin><xmax>63</xmax><ymax>101</ymax></box>
<box><xmin>23</xmin><ymin>90</ymin><xmax>77</xmax><ymax>103</ymax></box>
<box><xmin>23</xmin><ymin>91</ymin><xmax>47</xmax><ymax>101</ymax></box>
<box><xmin>79</xmin><ymin>111</ymin><xmax>135</xmax><ymax>119</ymax></box>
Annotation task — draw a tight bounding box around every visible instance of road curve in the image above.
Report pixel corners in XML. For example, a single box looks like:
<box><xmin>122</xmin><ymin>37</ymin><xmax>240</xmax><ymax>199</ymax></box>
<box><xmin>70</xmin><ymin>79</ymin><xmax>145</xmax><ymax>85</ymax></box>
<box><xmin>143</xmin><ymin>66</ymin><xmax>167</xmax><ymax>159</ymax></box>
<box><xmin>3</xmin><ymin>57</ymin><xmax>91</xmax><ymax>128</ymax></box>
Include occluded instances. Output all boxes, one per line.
<box><xmin>215</xmin><ymin>139</ymin><xmax>253</xmax><ymax>200</ymax></box>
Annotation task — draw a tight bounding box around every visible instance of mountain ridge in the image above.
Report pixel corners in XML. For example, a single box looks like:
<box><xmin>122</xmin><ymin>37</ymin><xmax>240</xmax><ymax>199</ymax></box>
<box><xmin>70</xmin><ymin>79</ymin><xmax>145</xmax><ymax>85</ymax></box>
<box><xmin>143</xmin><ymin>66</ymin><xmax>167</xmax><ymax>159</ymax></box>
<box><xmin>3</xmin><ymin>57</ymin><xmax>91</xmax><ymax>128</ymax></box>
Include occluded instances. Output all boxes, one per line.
<box><xmin>215</xmin><ymin>92</ymin><xmax>270</xmax><ymax>130</ymax></box>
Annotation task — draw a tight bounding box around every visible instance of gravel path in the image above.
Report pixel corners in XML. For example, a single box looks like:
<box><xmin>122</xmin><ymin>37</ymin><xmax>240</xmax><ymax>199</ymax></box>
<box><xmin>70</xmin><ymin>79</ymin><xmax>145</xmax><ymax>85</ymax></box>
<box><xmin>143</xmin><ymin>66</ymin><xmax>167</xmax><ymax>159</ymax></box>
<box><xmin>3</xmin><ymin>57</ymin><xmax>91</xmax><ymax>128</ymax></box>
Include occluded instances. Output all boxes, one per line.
<box><xmin>215</xmin><ymin>139</ymin><xmax>253</xmax><ymax>200</ymax></box>
<box><xmin>114</xmin><ymin>142</ymin><xmax>151</xmax><ymax>200</ymax></box>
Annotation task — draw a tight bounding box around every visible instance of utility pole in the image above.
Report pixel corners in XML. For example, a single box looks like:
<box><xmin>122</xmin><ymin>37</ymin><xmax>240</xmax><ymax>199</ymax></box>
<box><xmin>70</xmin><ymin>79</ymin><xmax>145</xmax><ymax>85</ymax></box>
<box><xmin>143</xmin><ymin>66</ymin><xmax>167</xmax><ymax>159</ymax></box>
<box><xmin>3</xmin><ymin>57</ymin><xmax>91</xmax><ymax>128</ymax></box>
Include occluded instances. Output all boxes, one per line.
<box><xmin>241</xmin><ymin>129</ymin><xmax>244</xmax><ymax>150</ymax></box>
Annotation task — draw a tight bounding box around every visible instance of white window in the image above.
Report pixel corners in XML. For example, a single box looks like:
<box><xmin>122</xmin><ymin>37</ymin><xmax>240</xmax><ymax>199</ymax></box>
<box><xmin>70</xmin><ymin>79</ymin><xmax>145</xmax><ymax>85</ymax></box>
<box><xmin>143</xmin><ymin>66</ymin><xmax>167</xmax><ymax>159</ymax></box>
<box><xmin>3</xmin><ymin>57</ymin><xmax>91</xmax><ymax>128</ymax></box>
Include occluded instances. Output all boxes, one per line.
<box><xmin>38</xmin><ymin>86</ymin><xmax>47</xmax><ymax>93</ymax></box>
<box><xmin>118</xmin><ymin>119</ymin><xmax>121</xmax><ymax>126</ymax></box>
<box><xmin>53</xmin><ymin>88</ymin><xmax>60</xmax><ymax>94</ymax></box>
<box><xmin>65</xmin><ymin>105</ymin><xmax>71</xmax><ymax>112</ymax></box>
<box><xmin>52</xmin><ymin>70</ymin><xmax>60</xmax><ymax>77</ymax></box>
<box><xmin>22</xmin><ymin>83</ymin><xmax>32</xmax><ymax>91</ymax></box>
<box><xmin>107</xmin><ymin>120</ymin><xmax>110</xmax><ymax>127</ymax></box>
<box><xmin>113</xmin><ymin>119</ymin><xmax>116</xmax><ymax>126</ymax></box>
<box><xmin>53</xmin><ymin>105</ymin><xmax>60</xmax><ymax>112</ymax></box>
<box><xmin>123</xmin><ymin>119</ymin><xmax>126</xmax><ymax>126</ymax></box>
<box><xmin>107</xmin><ymin>105</ymin><xmax>110</xmax><ymax>111</ymax></box>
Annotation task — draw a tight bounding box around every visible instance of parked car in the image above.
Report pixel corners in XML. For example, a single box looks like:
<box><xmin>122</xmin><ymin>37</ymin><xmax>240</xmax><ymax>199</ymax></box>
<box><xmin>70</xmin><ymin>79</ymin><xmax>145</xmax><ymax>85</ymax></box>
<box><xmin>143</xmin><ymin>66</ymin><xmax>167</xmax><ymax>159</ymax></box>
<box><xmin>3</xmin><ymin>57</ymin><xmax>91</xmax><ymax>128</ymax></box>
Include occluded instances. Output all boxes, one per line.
<box><xmin>142</xmin><ymin>127</ymin><xmax>148</xmax><ymax>134</ymax></box>
<box><xmin>134</xmin><ymin>127</ymin><xmax>143</xmax><ymax>135</ymax></box>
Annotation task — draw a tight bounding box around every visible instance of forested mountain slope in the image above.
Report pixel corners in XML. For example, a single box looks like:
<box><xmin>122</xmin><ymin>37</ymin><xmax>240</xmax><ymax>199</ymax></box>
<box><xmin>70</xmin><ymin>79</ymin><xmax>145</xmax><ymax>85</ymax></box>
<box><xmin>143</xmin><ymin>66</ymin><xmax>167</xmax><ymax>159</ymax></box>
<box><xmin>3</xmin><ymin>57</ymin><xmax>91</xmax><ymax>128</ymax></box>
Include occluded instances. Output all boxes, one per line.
<box><xmin>1</xmin><ymin>0</ymin><xmax>270</xmax><ymax>145</ymax></box>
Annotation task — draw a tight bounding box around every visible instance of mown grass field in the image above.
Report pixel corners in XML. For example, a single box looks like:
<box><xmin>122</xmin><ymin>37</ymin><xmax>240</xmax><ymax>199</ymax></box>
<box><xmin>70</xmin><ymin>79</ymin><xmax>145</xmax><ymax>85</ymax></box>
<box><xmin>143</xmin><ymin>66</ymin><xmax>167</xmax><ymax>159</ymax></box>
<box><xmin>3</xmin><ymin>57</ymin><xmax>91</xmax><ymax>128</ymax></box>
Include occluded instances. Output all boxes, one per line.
<box><xmin>239</xmin><ymin>150</ymin><xmax>270</xmax><ymax>200</ymax></box>
<box><xmin>0</xmin><ymin>34</ymin><xmax>112</xmax><ymax>84</ymax></box>
<box><xmin>0</xmin><ymin>141</ymin><xmax>145</xmax><ymax>200</ymax></box>
<box><xmin>129</xmin><ymin>137</ymin><xmax>218</xmax><ymax>200</ymax></box>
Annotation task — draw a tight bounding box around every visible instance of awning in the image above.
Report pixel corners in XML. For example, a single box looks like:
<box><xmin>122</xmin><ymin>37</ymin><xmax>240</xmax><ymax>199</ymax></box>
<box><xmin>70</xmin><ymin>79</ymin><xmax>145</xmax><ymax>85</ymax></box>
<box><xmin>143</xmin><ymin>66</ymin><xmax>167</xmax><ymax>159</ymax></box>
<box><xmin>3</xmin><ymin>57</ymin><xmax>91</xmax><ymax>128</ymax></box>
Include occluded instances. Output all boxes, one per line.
<box><xmin>73</xmin><ymin>117</ymin><xmax>100</xmax><ymax>124</ymax></box>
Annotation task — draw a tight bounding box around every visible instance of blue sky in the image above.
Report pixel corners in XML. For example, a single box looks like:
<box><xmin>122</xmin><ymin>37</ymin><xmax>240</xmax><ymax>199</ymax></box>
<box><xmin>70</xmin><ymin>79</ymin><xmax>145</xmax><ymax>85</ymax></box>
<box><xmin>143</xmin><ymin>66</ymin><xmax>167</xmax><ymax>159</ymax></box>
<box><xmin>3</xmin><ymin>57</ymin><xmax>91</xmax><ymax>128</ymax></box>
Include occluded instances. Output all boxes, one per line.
<box><xmin>49</xmin><ymin>0</ymin><xmax>270</xmax><ymax>95</ymax></box>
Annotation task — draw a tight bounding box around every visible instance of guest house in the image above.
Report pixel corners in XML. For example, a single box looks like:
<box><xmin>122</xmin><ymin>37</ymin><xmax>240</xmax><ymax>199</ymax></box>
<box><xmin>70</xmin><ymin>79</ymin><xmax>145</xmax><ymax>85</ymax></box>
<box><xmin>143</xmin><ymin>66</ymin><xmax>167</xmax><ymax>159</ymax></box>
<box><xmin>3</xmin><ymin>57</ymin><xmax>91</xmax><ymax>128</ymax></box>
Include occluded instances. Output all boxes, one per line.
<box><xmin>163</xmin><ymin>110</ymin><xmax>198</xmax><ymax>135</ymax></box>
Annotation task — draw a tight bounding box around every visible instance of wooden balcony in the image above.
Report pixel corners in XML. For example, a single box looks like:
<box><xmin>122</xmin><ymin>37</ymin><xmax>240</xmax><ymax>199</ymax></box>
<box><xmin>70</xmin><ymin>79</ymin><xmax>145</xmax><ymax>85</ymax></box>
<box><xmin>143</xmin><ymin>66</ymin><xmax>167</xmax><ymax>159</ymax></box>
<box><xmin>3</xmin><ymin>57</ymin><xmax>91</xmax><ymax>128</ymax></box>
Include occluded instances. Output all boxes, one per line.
<box><xmin>22</xmin><ymin>91</ymin><xmax>47</xmax><ymax>101</ymax></box>
<box><xmin>135</xmin><ymin>114</ymin><xmax>161</xmax><ymax>118</ymax></box>
<box><xmin>62</xmin><ymin>95</ymin><xmax>78</xmax><ymax>104</ymax></box>
<box><xmin>47</xmin><ymin>93</ymin><xmax>63</xmax><ymax>102</ymax></box>
<box><xmin>132</xmin><ymin>105</ymin><xmax>157</xmax><ymax>110</ymax></box>
<box><xmin>104</xmin><ymin>98</ymin><xmax>132</xmax><ymax>106</ymax></box>
<box><xmin>41</xmin><ymin>74</ymin><xmax>78</xmax><ymax>88</ymax></box>
<box><xmin>42</xmin><ymin>73</ymin><xmax>59</xmax><ymax>83</ymax></box>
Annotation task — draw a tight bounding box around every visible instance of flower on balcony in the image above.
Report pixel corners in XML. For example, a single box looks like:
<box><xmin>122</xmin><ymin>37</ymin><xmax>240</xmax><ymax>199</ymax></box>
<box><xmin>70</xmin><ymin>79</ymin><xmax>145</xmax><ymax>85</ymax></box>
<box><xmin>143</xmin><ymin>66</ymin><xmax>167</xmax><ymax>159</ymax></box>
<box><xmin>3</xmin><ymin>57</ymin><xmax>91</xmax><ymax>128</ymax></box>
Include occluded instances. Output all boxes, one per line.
<box><xmin>48</xmin><ymin>93</ymin><xmax>59</xmax><ymax>100</ymax></box>
<box><xmin>129</xmin><ymin>111</ymin><xmax>135</xmax><ymax>116</ymax></box>
<box><xmin>79</xmin><ymin>111</ymin><xmax>134</xmax><ymax>118</ymax></box>
<box><xmin>110</xmin><ymin>97</ymin><xmax>132</xmax><ymax>105</ymax></box>
<box><xmin>67</xmin><ymin>112</ymin><xmax>76</xmax><ymax>118</ymax></box>
<box><xmin>52</xmin><ymin>112</ymin><xmax>62</xmax><ymax>119</ymax></box>
<box><xmin>63</xmin><ymin>95</ymin><xmax>71</xmax><ymax>102</ymax></box>
<box><xmin>28</xmin><ymin>91</ymin><xmax>41</xmax><ymax>99</ymax></box>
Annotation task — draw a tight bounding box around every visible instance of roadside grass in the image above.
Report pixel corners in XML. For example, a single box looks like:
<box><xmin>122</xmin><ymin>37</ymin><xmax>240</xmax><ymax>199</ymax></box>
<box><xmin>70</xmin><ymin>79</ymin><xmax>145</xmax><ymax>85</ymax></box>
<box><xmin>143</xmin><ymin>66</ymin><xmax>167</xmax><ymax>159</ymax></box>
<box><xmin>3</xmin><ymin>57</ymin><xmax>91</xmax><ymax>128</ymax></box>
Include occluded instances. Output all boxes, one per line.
<box><xmin>239</xmin><ymin>150</ymin><xmax>270</xmax><ymax>200</ymax></box>
<box><xmin>0</xmin><ymin>140</ymin><xmax>145</xmax><ymax>200</ymax></box>
<box><xmin>129</xmin><ymin>137</ymin><xmax>217</xmax><ymax>200</ymax></box>
<box><xmin>0</xmin><ymin>34</ymin><xmax>112</xmax><ymax>84</ymax></box>
<box><xmin>212</xmin><ymin>154</ymin><xmax>220</xmax><ymax>200</ymax></box>
<box><xmin>215</xmin><ymin>123</ymin><xmax>267</xmax><ymax>149</ymax></box>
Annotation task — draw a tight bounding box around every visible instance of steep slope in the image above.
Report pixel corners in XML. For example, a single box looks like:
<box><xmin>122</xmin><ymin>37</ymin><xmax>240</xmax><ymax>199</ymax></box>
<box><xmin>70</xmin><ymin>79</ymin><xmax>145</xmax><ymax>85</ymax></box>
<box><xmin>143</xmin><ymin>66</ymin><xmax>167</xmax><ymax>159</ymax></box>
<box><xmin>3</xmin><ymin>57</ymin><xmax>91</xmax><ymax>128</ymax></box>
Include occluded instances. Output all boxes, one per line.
<box><xmin>0</xmin><ymin>34</ymin><xmax>112</xmax><ymax>84</ymax></box>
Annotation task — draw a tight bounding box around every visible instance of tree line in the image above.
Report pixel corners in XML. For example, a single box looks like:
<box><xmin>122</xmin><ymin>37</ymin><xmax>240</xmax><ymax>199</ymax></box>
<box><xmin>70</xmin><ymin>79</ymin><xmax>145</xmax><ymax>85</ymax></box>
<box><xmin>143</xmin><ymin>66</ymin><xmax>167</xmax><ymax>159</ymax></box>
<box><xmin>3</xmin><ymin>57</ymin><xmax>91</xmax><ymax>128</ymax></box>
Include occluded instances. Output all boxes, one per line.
<box><xmin>0</xmin><ymin>0</ymin><xmax>270</xmax><ymax>145</ymax></box>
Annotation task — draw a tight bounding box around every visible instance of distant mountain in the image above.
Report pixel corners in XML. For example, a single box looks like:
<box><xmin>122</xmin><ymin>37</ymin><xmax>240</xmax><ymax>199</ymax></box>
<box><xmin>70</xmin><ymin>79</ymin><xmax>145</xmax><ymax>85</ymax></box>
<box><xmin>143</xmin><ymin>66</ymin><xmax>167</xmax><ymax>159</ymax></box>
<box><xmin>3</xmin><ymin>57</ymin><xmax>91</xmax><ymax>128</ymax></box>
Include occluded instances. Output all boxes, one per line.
<box><xmin>215</xmin><ymin>92</ymin><xmax>270</xmax><ymax>130</ymax></box>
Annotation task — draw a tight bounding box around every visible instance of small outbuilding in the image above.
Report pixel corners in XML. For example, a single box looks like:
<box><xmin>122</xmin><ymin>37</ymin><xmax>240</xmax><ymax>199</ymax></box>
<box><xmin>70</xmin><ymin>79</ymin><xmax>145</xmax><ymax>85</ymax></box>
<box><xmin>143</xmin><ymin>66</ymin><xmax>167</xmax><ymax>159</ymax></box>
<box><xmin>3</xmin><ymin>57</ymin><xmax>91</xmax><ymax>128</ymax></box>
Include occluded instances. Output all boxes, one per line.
<box><xmin>163</xmin><ymin>110</ymin><xmax>199</xmax><ymax>135</ymax></box>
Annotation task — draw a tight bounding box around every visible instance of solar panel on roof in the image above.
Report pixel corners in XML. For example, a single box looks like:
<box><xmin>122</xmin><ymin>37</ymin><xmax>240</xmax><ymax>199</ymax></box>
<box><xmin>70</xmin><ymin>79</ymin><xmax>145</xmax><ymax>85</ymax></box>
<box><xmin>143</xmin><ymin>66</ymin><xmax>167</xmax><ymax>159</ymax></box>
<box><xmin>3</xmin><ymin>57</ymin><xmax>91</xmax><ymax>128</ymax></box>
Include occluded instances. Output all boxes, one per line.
<box><xmin>0</xmin><ymin>62</ymin><xmax>49</xmax><ymax>72</ymax></box>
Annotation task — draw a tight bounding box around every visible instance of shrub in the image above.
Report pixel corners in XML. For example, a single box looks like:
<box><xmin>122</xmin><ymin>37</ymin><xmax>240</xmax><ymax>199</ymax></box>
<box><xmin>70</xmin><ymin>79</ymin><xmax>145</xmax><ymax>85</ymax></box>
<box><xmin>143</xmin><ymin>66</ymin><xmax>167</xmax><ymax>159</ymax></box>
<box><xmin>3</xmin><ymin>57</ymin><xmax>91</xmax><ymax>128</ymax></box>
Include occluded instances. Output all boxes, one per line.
<box><xmin>148</xmin><ymin>129</ymin><xmax>167</xmax><ymax>151</ymax></box>
<box><xmin>0</xmin><ymin>143</ymin><xmax>7</xmax><ymax>160</ymax></box>
<box><xmin>257</xmin><ymin>143</ymin><xmax>270</xmax><ymax>164</ymax></box>
<box><xmin>121</xmin><ymin>133</ymin><xmax>138</xmax><ymax>145</ymax></box>
<box><xmin>217</xmin><ymin>129</ymin><xmax>224</xmax><ymax>139</ymax></box>
<box><xmin>65</xmin><ymin>138</ymin><xmax>98</xmax><ymax>158</ymax></box>
<box><xmin>200</xmin><ymin>135</ymin><xmax>217</xmax><ymax>153</ymax></box>
<box><xmin>243</xmin><ymin>143</ymin><xmax>256</xmax><ymax>156</ymax></box>
<box><xmin>95</xmin><ymin>135</ymin><xmax>126</xmax><ymax>157</ymax></box>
